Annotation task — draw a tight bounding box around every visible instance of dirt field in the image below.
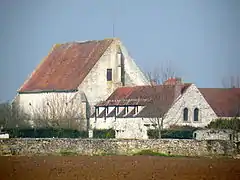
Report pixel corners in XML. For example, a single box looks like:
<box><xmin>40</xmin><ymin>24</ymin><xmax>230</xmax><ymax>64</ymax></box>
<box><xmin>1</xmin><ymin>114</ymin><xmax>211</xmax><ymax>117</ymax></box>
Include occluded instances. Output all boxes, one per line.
<box><xmin>0</xmin><ymin>156</ymin><xmax>240</xmax><ymax>180</ymax></box>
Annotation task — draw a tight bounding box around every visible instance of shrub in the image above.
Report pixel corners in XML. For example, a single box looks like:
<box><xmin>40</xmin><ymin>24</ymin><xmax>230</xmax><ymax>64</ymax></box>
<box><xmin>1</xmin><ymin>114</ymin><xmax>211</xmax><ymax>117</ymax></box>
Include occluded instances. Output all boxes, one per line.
<box><xmin>3</xmin><ymin>128</ymin><xmax>88</xmax><ymax>138</ymax></box>
<box><xmin>147</xmin><ymin>126</ymin><xmax>198</xmax><ymax>139</ymax></box>
<box><xmin>93</xmin><ymin>128</ymin><xmax>115</xmax><ymax>139</ymax></box>
<box><xmin>207</xmin><ymin>118</ymin><xmax>240</xmax><ymax>132</ymax></box>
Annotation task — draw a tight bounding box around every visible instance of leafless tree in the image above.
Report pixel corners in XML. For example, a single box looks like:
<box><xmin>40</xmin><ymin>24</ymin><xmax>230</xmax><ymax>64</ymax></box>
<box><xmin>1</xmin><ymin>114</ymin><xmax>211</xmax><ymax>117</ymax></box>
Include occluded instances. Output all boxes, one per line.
<box><xmin>145</xmin><ymin>64</ymin><xmax>176</xmax><ymax>139</ymax></box>
<box><xmin>222</xmin><ymin>75</ymin><xmax>240</xmax><ymax>117</ymax></box>
<box><xmin>30</xmin><ymin>93</ymin><xmax>86</xmax><ymax>131</ymax></box>
<box><xmin>221</xmin><ymin>75</ymin><xmax>240</xmax><ymax>141</ymax></box>
<box><xmin>0</xmin><ymin>101</ymin><xmax>29</xmax><ymax>129</ymax></box>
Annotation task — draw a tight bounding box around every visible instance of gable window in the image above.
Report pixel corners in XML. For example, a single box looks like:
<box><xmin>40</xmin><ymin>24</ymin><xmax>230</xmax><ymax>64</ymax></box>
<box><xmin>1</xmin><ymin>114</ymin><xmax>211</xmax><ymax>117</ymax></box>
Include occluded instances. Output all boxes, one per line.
<box><xmin>107</xmin><ymin>69</ymin><xmax>112</xmax><ymax>81</ymax></box>
<box><xmin>183</xmin><ymin>108</ymin><xmax>188</xmax><ymax>121</ymax></box>
<box><xmin>194</xmin><ymin>108</ymin><xmax>199</xmax><ymax>121</ymax></box>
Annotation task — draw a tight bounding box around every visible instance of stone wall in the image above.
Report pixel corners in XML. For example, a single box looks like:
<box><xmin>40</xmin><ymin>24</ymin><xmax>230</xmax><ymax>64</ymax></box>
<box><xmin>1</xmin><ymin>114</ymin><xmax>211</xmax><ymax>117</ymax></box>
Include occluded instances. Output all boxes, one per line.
<box><xmin>0</xmin><ymin>139</ymin><xmax>236</xmax><ymax>157</ymax></box>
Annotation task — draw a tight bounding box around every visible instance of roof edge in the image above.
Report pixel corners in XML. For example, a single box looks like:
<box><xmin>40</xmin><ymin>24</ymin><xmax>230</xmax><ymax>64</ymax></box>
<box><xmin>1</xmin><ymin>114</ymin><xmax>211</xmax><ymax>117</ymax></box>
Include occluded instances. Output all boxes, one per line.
<box><xmin>17</xmin><ymin>44</ymin><xmax>59</xmax><ymax>92</ymax></box>
<box><xmin>18</xmin><ymin>89</ymin><xmax>78</xmax><ymax>94</ymax></box>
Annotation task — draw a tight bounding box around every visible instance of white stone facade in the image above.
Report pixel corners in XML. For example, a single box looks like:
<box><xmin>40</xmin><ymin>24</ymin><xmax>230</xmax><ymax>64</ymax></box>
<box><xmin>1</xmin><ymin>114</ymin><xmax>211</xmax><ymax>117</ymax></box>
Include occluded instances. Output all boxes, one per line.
<box><xmin>193</xmin><ymin>129</ymin><xmax>240</xmax><ymax>141</ymax></box>
<box><xmin>16</xmin><ymin>39</ymin><xmax>149</xmax><ymax>129</ymax></box>
<box><xmin>78</xmin><ymin>39</ymin><xmax>149</xmax><ymax>107</ymax></box>
<box><xmin>164</xmin><ymin>84</ymin><xmax>218</xmax><ymax>128</ymax></box>
<box><xmin>90</xmin><ymin>84</ymin><xmax>220</xmax><ymax>139</ymax></box>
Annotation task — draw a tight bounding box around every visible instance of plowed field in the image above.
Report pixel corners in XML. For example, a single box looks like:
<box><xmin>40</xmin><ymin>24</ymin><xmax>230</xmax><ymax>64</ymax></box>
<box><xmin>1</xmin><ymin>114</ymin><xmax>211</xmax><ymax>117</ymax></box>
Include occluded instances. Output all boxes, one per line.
<box><xmin>0</xmin><ymin>156</ymin><xmax>240</xmax><ymax>180</ymax></box>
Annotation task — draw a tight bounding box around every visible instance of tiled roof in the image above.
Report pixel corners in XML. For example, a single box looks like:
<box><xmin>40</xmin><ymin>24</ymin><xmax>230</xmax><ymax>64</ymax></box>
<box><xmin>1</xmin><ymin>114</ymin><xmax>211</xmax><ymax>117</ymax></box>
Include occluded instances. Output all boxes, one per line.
<box><xmin>96</xmin><ymin>84</ymin><xmax>192</xmax><ymax>117</ymax></box>
<box><xmin>18</xmin><ymin>39</ymin><xmax>114</xmax><ymax>92</ymax></box>
<box><xmin>199</xmin><ymin>88</ymin><xmax>240</xmax><ymax>117</ymax></box>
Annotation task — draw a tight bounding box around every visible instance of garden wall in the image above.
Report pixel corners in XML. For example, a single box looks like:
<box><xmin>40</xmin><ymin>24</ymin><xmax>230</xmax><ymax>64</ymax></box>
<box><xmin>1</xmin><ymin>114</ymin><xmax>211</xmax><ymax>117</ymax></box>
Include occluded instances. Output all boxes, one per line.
<box><xmin>0</xmin><ymin>138</ymin><xmax>235</xmax><ymax>157</ymax></box>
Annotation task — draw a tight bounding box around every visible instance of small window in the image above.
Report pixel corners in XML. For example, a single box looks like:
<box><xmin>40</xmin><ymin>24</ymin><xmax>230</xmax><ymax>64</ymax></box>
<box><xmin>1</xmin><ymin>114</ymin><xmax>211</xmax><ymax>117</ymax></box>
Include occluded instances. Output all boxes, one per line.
<box><xmin>193</xmin><ymin>133</ymin><xmax>197</xmax><ymax>138</ymax></box>
<box><xmin>29</xmin><ymin>103</ymin><xmax>32</xmax><ymax>106</ymax></box>
<box><xmin>46</xmin><ymin>102</ymin><xmax>49</xmax><ymax>106</ymax></box>
<box><xmin>194</xmin><ymin>108</ymin><xmax>199</xmax><ymax>121</ymax></box>
<box><xmin>107</xmin><ymin>69</ymin><xmax>112</xmax><ymax>81</ymax></box>
<box><xmin>183</xmin><ymin>108</ymin><xmax>188</xmax><ymax>121</ymax></box>
<box><xmin>152</xmin><ymin>124</ymin><xmax>157</xmax><ymax>127</ymax></box>
<box><xmin>229</xmin><ymin>134</ymin><xmax>232</xmax><ymax>141</ymax></box>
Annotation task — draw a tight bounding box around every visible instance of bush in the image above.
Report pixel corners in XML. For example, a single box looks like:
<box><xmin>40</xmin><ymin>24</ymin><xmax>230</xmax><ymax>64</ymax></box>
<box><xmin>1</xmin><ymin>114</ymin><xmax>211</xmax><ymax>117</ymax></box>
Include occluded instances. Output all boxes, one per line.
<box><xmin>3</xmin><ymin>128</ymin><xmax>88</xmax><ymax>138</ymax></box>
<box><xmin>93</xmin><ymin>129</ymin><xmax>115</xmax><ymax>139</ymax></box>
<box><xmin>207</xmin><ymin>118</ymin><xmax>240</xmax><ymax>131</ymax></box>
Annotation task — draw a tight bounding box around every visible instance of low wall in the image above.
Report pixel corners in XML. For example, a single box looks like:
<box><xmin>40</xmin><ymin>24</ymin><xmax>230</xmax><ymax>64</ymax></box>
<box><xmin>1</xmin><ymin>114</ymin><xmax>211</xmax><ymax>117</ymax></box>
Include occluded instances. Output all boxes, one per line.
<box><xmin>0</xmin><ymin>138</ymin><xmax>236</xmax><ymax>157</ymax></box>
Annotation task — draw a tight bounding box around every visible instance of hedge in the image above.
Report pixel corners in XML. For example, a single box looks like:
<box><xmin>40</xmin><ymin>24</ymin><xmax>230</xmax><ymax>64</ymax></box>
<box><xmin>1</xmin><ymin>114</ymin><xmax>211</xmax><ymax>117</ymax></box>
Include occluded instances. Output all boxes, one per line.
<box><xmin>3</xmin><ymin>128</ymin><xmax>116</xmax><ymax>139</ymax></box>
<box><xmin>147</xmin><ymin>129</ymin><xmax>196</xmax><ymax>139</ymax></box>
<box><xmin>3</xmin><ymin>128</ymin><xmax>88</xmax><ymax>138</ymax></box>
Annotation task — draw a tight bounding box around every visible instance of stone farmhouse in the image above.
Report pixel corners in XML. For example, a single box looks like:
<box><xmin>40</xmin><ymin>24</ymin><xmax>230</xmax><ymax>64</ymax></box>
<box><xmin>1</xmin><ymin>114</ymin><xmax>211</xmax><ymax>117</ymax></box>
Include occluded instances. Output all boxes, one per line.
<box><xmin>14</xmin><ymin>37</ymin><xmax>240</xmax><ymax>139</ymax></box>
<box><xmin>14</xmin><ymin>38</ymin><xmax>149</xmax><ymax>129</ymax></box>
<box><xmin>91</xmin><ymin>78</ymin><xmax>240</xmax><ymax>139</ymax></box>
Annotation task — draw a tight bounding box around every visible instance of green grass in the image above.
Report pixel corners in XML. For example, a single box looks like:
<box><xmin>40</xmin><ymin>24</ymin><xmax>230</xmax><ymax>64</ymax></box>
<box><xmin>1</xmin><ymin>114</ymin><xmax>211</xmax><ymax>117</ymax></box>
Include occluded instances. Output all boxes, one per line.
<box><xmin>59</xmin><ymin>149</ymin><xmax>78</xmax><ymax>156</ymax></box>
<box><xmin>133</xmin><ymin>149</ymin><xmax>184</xmax><ymax>157</ymax></box>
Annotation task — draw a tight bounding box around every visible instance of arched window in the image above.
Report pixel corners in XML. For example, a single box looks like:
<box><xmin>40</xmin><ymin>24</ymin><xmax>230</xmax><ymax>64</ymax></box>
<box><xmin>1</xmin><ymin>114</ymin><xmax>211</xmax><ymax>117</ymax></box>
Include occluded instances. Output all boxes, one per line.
<box><xmin>194</xmin><ymin>108</ymin><xmax>199</xmax><ymax>121</ymax></box>
<box><xmin>183</xmin><ymin>108</ymin><xmax>188</xmax><ymax>121</ymax></box>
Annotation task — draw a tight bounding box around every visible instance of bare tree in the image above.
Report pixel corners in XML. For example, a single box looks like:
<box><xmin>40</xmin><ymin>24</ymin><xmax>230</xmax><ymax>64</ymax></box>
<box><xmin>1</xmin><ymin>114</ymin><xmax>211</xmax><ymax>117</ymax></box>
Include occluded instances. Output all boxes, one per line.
<box><xmin>222</xmin><ymin>75</ymin><xmax>240</xmax><ymax>117</ymax></box>
<box><xmin>29</xmin><ymin>93</ymin><xmax>86</xmax><ymax>131</ymax></box>
<box><xmin>221</xmin><ymin>75</ymin><xmax>240</xmax><ymax>141</ymax></box>
<box><xmin>0</xmin><ymin>101</ymin><xmax>29</xmax><ymax>129</ymax></box>
<box><xmin>146</xmin><ymin>64</ymin><xmax>176</xmax><ymax>139</ymax></box>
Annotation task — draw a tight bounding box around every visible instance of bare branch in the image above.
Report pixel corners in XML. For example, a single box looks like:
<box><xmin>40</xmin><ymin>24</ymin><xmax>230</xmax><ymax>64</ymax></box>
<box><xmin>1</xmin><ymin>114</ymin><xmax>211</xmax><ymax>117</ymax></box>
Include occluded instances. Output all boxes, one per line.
<box><xmin>29</xmin><ymin>93</ymin><xmax>86</xmax><ymax>130</ymax></box>
<box><xmin>145</xmin><ymin>63</ymin><xmax>179</xmax><ymax>138</ymax></box>
<box><xmin>222</xmin><ymin>75</ymin><xmax>240</xmax><ymax>88</ymax></box>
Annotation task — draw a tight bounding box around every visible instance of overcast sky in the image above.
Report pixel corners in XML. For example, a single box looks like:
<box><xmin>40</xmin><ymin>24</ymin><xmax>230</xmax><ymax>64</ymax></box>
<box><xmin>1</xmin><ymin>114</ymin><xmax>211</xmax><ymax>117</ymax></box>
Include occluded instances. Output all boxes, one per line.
<box><xmin>0</xmin><ymin>0</ymin><xmax>239</xmax><ymax>101</ymax></box>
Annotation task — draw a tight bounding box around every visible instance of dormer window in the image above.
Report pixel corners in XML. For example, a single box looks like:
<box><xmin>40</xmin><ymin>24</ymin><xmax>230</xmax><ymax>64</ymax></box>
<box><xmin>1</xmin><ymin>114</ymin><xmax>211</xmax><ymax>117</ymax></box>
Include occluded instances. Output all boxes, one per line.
<box><xmin>133</xmin><ymin>106</ymin><xmax>138</xmax><ymax>114</ymax></box>
<box><xmin>96</xmin><ymin>107</ymin><xmax>99</xmax><ymax>116</ymax></box>
<box><xmin>125</xmin><ymin>106</ymin><xmax>129</xmax><ymax>115</ymax></box>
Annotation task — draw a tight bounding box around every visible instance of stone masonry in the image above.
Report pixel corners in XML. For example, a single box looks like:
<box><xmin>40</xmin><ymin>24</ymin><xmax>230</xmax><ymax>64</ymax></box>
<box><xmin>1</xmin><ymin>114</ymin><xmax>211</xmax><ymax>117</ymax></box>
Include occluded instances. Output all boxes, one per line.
<box><xmin>0</xmin><ymin>138</ymin><xmax>236</xmax><ymax>157</ymax></box>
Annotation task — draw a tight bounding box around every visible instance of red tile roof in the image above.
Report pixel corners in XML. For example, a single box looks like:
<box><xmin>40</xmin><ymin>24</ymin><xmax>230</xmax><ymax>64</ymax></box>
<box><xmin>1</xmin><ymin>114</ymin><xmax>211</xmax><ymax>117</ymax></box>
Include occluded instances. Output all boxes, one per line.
<box><xmin>199</xmin><ymin>88</ymin><xmax>240</xmax><ymax>117</ymax></box>
<box><xmin>96</xmin><ymin>84</ymin><xmax>192</xmax><ymax>117</ymax></box>
<box><xmin>18</xmin><ymin>39</ymin><xmax>114</xmax><ymax>92</ymax></box>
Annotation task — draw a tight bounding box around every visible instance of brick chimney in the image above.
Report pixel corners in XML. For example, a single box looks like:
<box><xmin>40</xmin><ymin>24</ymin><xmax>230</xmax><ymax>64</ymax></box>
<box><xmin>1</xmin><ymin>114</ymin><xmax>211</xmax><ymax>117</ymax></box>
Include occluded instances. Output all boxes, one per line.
<box><xmin>174</xmin><ymin>77</ymin><xmax>183</xmax><ymax>100</ymax></box>
<box><xmin>150</xmin><ymin>79</ymin><xmax>157</xmax><ymax>86</ymax></box>
<box><xmin>163</xmin><ymin>77</ymin><xmax>182</xmax><ymax>85</ymax></box>
<box><xmin>163</xmin><ymin>77</ymin><xmax>183</xmax><ymax>99</ymax></box>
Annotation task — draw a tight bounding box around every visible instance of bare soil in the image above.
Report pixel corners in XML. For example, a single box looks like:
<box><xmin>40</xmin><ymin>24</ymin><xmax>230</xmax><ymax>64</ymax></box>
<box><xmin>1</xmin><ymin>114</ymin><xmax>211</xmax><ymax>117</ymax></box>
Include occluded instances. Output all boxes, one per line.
<box><xmin>0</xmin><ymin>156</ymin><xmax>240</xmax><ymax>180</ymax></box>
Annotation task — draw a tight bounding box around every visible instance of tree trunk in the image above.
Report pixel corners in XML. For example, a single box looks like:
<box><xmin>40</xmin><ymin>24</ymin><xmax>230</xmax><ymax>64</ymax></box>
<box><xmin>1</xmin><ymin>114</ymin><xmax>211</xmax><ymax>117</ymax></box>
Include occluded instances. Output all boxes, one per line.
<box><xmin>157</xmin><ymin>118</ymin><xmax>163</xmax><ymax>139</ymax></box>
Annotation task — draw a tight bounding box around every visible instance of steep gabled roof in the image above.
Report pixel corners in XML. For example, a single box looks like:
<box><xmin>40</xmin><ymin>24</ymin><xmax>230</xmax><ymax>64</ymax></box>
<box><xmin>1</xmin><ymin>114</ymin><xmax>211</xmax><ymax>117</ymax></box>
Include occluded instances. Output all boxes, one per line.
<box><xmin>18</xmin><ymin>39</ymin><xmax>114</xmax><ymax>93</ymax></box>
<box><xmin>199</xmin><ymin>88</ymin><xmax>240</xmax><ymax>117</ymax></box>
